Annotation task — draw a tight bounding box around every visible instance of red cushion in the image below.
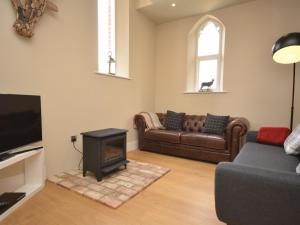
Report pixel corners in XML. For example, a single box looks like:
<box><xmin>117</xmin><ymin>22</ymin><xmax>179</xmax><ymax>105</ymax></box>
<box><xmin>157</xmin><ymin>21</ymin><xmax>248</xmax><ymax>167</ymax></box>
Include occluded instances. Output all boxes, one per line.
<box><xmin>257</xmin><ymin>127</ymin><xmax>291</xmax><ymax>146</ymax></box>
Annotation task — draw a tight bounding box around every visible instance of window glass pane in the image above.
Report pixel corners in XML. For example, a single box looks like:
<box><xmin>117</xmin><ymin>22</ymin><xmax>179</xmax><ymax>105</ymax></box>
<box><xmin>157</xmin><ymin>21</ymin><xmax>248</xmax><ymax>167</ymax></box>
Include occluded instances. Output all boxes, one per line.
<box><xmin>198</xmin><ymin>59</ymin><xmax>218</xmax><ymax>90</ymax></box>
<box><xmin>98</xmin><ymin>0</ymin><xmax>116</xmax><ymax>74</ymax></box>
<box><xmin>198</xmin><ymin>21</ymin><xmax>220</xmax><ymax>56</ymax></box>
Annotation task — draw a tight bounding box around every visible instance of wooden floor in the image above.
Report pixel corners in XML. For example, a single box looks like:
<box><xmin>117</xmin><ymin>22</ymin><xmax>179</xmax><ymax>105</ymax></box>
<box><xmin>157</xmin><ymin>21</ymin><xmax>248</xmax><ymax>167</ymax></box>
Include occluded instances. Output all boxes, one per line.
<box><xmin>1</xmin><ymin>150</ymin><xmax>224</xmax><ymax>225</ymax></box>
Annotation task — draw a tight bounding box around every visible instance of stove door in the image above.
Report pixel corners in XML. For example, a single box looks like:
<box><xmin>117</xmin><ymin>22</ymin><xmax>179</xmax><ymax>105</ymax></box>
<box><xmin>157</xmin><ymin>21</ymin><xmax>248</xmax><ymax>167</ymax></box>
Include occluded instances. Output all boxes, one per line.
<box><xmin>101</xmin><ymin>134</ymin><xmax>126</xmax><ymax>167</ymax></box>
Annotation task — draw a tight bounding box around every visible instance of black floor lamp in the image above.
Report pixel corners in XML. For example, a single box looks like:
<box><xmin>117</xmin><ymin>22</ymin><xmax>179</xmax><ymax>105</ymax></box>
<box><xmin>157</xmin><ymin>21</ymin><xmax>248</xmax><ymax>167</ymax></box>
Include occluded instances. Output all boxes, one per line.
<box><xmin>272</xmin><ymin>32</ymin><xmax>300</xmax><ymax>130</ymax></box>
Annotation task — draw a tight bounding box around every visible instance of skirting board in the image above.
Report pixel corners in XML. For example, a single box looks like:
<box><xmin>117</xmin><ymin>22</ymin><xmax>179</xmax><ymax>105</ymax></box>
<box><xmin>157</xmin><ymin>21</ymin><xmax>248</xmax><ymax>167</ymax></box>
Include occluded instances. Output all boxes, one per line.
<box><xmin>127</xmin><ymin>140</ymin><xmax>138</xmax><ymax>152</ymax></box>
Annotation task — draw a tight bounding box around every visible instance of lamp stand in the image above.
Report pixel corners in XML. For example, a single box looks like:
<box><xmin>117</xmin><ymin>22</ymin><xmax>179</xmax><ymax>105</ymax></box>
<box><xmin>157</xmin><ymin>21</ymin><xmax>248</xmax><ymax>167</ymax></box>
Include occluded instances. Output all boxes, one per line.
<box><xmin>290</xmin><ymin>63</ymin><xmax>296</xmax><ymax>130</ymax></box>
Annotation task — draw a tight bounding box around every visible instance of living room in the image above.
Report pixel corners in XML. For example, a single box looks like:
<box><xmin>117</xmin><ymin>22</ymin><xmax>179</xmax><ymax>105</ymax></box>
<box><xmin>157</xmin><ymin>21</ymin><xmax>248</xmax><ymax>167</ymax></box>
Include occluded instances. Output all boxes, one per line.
<box><xmin>0</xmin><ymin>0</ymin><xmax>299</xmax><ymax>224</ymax></box>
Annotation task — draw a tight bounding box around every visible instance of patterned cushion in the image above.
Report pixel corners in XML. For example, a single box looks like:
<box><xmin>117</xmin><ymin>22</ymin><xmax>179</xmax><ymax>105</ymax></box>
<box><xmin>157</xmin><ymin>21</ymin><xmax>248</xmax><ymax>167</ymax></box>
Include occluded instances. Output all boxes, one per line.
<box><xmin>202</xmin><ymin>113</ymin><xmax>229</xmax><ymax>135</ymax></box>
<box><xmin>164</xmin><ymin>110</ymin><xmax>186</xmax><ymax>131</ymax></box>
<box><xmin>284</xmin><ymin>124</ymin><xmax>300</xmax><ymax>155</ymax></box>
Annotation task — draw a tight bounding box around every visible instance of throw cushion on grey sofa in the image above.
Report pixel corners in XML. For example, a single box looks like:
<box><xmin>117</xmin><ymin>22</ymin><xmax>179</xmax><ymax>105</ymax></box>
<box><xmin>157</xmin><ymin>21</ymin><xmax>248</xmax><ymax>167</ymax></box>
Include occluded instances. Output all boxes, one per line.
<box><xmin>203</xmin><ymin>113</ymin><xmax>229</xmax><ymax>135</ymax></box>
<box><xmin>284</xmin><ymin>124</ymin><xmax>300</xmax><ymax>155</ymax></box>
<box><xmin>297</xmin><ymin>163</ymin><xmax>300</xmax><ymax>174</ymax></box>
<box><xmin>164</xmin><ymin>110</ymin><xmax>185</xmax><ymax>131</ymax></box>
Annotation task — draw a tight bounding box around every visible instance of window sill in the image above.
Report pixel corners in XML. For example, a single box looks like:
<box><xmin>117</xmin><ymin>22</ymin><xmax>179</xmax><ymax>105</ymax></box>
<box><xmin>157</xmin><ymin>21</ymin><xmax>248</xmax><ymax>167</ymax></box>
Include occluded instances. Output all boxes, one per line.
<box><xmin>95</xmin><ymin>72</ymin><xmax>132</xmax><ymax>80</ymax></box>
<box><xmin>184</xmin><ymin>90</ymin><xmax>229</xmax><ymax>94</ymax></box>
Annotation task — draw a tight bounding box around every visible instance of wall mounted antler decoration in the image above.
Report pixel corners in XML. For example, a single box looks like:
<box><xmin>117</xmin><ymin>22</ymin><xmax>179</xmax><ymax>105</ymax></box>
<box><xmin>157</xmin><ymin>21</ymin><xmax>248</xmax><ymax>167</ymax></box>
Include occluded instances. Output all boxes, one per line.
<box><xmin>11</xmin><ymin>0</ymin><xmax>59</xmax><ymax>38</ymax></box>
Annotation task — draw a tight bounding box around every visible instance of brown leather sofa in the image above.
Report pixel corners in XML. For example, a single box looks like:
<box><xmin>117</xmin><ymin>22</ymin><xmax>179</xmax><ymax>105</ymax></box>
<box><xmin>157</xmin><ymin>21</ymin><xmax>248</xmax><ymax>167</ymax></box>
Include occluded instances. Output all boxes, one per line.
<box><xmin>134</xmin><ymin>113</ymin><xmax>249</xmax><ymax>163</ymax></box>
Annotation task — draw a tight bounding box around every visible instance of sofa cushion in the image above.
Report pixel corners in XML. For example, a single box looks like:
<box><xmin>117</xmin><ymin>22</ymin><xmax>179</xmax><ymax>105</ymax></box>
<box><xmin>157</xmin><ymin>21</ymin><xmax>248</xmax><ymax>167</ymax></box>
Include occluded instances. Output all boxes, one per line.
<box><xmin>257</xmin><ymin>127</ymin><xmax>291</xmax><ymax>146</ymax></box>
<box><xmin>164</xmin><ymin>110</ymin><xmax>186</xmax><ymax>131</ymax></box>
<box><xmin>181</xmin><ymin>132</ymin><xmax>226</xmax><ymax>150</ymax></box>
<box><xmin>202</xmin><ymin>113</ymin><xmax>229</xmax><ymax>135</ymax></box>
<box><xmin>144</xmin><ymin>129</ymin><xmax>182</xmax><ymax>144</ymax></box>
<box><xmin>284</xmin><ymin>124</ymin><xmax>300</xmax><ymax>155</ymax></box>
<box><xmin>234</xmin><ymin>142</ymin><xmax>300</xmax><ymax>172</ymax></box>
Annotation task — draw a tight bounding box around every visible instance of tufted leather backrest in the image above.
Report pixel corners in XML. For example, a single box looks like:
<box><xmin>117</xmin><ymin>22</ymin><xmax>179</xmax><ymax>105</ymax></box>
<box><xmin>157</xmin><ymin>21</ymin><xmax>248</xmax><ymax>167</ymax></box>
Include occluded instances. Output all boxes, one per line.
<box><xmin>183</xmin><ymin>115</ymin><xmax>206</xmax><ymax>132</ymax></box>
<box><xmin>157</xmin><ymin>113</ymin><xmax>236</xmax><ymax>133</ymax></box>
<box><xmin>157</xmin><ymin>113</ymin><xmax>205</xmax><ymax>132</ymax></box>
<box><xmin>157</xmin><ymin>113</ymin><xmax>235</xmax><ymax>134</ymax></box>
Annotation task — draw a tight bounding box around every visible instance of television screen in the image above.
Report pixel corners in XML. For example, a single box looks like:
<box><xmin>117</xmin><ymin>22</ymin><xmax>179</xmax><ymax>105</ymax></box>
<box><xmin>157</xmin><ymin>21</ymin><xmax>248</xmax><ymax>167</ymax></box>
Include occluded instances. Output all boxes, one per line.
<box><xmin>0</xmin><ymin>94</ymin><xmax>42</xmax><ymax>154</ymax></box>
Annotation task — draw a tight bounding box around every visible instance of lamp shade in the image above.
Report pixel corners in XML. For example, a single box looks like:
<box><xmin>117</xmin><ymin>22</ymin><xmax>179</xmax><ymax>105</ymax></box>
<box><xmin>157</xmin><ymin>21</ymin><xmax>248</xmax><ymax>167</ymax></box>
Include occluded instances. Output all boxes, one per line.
<box><xmin>272</xmin><ymin>32</ymin><xmax>300</xmax><ymax>64</ymax></box>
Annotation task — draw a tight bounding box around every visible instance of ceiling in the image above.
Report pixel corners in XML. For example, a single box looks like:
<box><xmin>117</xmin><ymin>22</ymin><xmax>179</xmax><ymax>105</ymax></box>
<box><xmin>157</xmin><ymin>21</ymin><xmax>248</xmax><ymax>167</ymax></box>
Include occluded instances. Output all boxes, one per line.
<box><xmin>135</xmin><ymin>0</ymin><xmax>255</xmax><ymax>24</ymax></box>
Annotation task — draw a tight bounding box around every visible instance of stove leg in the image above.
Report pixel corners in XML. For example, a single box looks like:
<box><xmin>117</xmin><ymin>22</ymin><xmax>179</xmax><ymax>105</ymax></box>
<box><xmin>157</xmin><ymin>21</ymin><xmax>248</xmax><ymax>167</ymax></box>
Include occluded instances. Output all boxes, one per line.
<box><xmin>96</xmin><ymin>171</ymin><xmax>102</xmax><ymax>182</ymax></box>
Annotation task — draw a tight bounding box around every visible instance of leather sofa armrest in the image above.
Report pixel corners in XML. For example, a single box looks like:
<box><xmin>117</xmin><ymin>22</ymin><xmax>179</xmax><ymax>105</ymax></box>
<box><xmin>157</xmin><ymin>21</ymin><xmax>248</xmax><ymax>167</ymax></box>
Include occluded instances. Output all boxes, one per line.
<box><xmin>225</xmin><ymin>118</ymin><xmax>249</xmax><ymax>160</ymax></box>
<box><xmin>134</xmin><ymin>114</ymin><xmax>146</xmax><ymax>135</ymax></box>
<box><xmin>134</xmin><ymin>115</ymin><xmax>147</xmax><ymax>149</ymax></box>
<box><xmin>215</xmin><ymin>162</ymin><xmax>300</xmax><ymax>225</ymax></box>
<box><xmin>226</xmin><ymin>118</ymin><xmax>249</xmax><ymax>137</ymax></box>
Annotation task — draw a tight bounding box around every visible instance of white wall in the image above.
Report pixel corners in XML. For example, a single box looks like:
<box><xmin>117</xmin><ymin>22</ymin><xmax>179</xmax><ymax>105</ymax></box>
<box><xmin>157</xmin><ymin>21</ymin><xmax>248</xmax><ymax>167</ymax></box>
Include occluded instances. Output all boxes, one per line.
<box><xmin>0</xmin><ymin>0</ymin><xmax>156</xmax><ymax>177</ymax></box>
<box><xmin>154</xmin><ymin>0</ymin><xmax>300</xmax><ymax>129</ymax></box>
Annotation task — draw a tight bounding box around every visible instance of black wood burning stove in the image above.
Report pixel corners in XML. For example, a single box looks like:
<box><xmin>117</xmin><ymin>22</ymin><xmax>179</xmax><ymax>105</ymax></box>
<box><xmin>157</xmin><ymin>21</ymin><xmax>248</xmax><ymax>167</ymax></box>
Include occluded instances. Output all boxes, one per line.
<box><xmin>81</xmin><ymin>128</ymin><xmax>128</xmax><ymax>181</ymax></box>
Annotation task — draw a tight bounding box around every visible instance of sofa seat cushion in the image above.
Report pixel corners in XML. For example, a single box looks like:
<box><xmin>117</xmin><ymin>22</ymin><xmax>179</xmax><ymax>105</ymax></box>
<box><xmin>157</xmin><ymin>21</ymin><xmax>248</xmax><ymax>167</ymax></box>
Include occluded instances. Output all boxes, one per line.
<box><xmin>234</xmin><ymin>142</ymin><xmax>300</xmax><ymax>172</ymax></box>
<box><xmin>181</xmin><ymin>132</ymin><xmax>226</xmax><ymax>150</ymax></box>
<box><xmin>144</xmin><ymin>129</ymin><xmax>182</xmax><ymax>144</ymax></box>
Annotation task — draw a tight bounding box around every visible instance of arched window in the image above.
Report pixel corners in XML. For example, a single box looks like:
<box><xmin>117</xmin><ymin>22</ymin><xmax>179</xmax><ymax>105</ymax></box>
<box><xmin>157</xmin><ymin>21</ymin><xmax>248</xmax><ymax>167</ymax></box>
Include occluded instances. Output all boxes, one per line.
<box><xmin>186</xmin><ymin>16</ymin><xmax>225</xmax><ymax>92</ymax></box>
<box><xmin>196</xmin><ymin>19</ymin><xmax>224</xmax><ymax>91</ymax></box>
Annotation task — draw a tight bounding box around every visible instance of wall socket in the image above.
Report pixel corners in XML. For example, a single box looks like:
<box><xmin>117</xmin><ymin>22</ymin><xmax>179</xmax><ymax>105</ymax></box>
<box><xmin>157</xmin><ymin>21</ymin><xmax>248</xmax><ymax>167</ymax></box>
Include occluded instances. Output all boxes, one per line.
<box><xmin>71</xmin><ymin>136</ymin><xmax>77</xmax><ymax>142</ymax></box>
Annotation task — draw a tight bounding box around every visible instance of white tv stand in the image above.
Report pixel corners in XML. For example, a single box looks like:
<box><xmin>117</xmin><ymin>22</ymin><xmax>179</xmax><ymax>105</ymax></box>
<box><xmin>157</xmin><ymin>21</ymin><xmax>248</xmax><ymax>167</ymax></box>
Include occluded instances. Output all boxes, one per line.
<box><xmin>0</xmin><ymin>148</ymin><xmax>45</xmax><ymax>222</ymax></box>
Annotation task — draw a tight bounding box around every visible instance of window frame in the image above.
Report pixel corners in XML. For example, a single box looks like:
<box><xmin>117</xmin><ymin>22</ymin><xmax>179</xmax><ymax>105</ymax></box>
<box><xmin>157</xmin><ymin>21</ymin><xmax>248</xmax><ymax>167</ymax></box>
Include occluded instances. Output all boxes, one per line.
<box><xmin>195</xmin><ymin>19</ymin><xmax>224</xmax><ymax>91</ymax></box>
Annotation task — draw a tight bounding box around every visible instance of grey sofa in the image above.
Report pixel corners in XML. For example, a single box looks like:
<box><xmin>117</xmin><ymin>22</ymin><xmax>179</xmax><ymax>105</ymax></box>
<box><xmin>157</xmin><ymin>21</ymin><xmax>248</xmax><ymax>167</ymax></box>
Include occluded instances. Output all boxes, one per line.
<box><xmin>215</xmin><ymin>135</ymin><xmax>300</xmax><ymax>225</ymax></box>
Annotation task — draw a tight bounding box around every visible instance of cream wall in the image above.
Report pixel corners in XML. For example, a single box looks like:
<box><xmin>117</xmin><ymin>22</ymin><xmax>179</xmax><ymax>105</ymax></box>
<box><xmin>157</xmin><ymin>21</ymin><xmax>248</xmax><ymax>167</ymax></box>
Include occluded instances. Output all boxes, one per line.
<box><xmin>154</xmin><ymin>0</ymin><xmax>300</xmax><ymax>129</ymax></box>
<box><xmin>0</xmin><ymin>0</ymin><xmax>156</xmax><ymax>176</ymax></box>
<box><xmin>1</xmin><ymin>0</ymin><xmax>300</xmax><ymax>177</ymax></box>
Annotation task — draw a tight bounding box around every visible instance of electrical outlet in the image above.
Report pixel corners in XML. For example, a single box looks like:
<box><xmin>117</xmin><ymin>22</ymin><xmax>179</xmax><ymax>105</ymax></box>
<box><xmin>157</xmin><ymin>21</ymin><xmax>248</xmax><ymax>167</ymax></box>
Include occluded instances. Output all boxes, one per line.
<box><xmin>71</xmin><ymin>136</ymin><xmax>77</xmax><ymax>142</ymax></box>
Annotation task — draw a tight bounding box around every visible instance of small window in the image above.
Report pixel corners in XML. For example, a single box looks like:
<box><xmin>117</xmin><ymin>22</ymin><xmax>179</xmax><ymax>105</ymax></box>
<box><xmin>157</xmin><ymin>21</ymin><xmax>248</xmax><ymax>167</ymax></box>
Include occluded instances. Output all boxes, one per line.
<box><xmin>98</xmin><ymin>0</ymin><xmax>116</xmax><ymax>75</ymax></box>
<box><xmin>97</xmin><ymin>0</ymin><xmax>130</xmax><ymax>78</ymax></box>
<box><xmin>195</xmin><ymin>18</ymin><xmax>224</xmax><ymax>91</ymax></box>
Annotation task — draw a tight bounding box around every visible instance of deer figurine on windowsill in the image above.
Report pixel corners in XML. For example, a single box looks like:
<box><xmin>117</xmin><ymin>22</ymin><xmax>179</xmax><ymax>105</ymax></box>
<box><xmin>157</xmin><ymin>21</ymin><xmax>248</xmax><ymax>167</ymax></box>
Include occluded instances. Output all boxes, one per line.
<box><xmin>199</xmin><ymin>79</ymin><xmax>215</xmax><ymax>92</ymax></box>
<box><xmin>11</xmin><ymin>0</ymin><xmax>59</xmax><ymax>38</ymax></box>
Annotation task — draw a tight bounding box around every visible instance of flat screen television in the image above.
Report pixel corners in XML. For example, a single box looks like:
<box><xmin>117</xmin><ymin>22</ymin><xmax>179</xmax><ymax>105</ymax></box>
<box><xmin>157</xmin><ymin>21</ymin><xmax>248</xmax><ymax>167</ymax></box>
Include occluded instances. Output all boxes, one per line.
<box><xmin>0</xmin><ymin>94</ymin><xmax>42</xmax><ymax>155</ymax></box>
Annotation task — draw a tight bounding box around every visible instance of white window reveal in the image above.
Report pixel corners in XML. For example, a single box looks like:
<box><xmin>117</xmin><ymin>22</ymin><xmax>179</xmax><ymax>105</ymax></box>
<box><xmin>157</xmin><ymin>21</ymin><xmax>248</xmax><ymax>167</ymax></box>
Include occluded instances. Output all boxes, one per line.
<box><xmin>98</xmin><ymin>0</ymin><xmax>116</xmax><ymax>75</ymax></box>
<box><xmin>97</xmin><ymin>0</ymin><xmax>130</xmax><ymax>78</ymax></box>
